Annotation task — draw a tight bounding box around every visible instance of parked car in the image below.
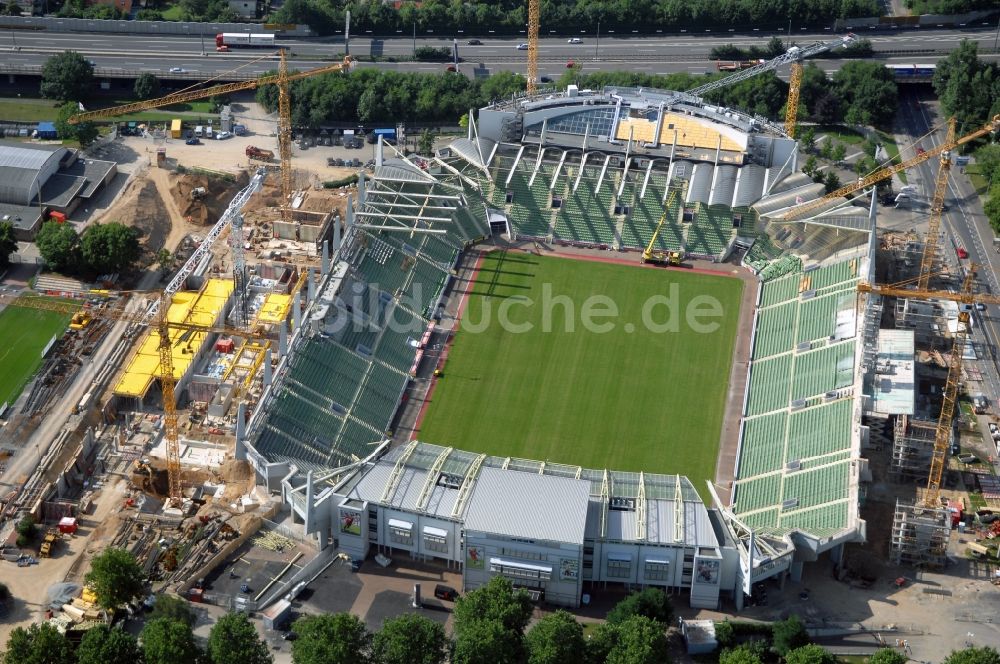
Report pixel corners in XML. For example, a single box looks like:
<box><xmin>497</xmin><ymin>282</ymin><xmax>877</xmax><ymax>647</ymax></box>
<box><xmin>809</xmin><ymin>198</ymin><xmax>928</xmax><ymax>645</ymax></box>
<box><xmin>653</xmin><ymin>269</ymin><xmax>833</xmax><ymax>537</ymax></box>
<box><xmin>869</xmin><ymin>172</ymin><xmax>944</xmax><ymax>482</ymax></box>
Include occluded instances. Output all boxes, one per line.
<box><xmin>567</xmin><ymin>37</ymin><xmax>583</xmax><ymax>44</ymax></box>
<box><xmin>976</xmin><ymin>303</ymin><xmax>987</xmax><ymax>311</ymax></box>
<box><xmin>185</xmin><ymin>138</ymin><xmax>200</xmax><ymax>145</ymax></box>
<box><xmin>958</xmin><ymin>453</ymin><xmax>978</xmax><ymax>464</ymax></box>
<box><xmin>467</xmin><ymin>39</ymin><xmax>482</xmax><ymax>45</ymax></box>
<box><xmin>434</xmin><ymin>585</ymin><xmax>459</xmax><ymax>601</ymax></box>
<box><xmin>516</xmin><ymin>43</ymin><xmax>529</xmax><ymax>50</ymax></box>
<box><xmin>989</xmin><ymin>422</ymin><xmax>998</xmax><ymax>435</ymax></box>
<box><xmin>215</xmin><ymin>131</ymin><xmax>231</xmax><ymax>140</ymax></box>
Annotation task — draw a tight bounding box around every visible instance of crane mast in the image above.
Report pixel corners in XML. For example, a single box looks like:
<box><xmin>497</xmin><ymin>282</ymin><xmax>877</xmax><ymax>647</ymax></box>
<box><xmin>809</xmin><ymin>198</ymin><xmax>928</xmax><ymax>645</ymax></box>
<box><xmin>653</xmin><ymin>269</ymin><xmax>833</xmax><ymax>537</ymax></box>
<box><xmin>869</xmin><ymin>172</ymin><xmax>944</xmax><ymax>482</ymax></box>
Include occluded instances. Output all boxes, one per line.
<box><xmin>278</xmin><ymin>50</ymin><xmax>294</xmax><ymax>223</ymax></box>
<box><xmin>526</xmin><ymin>0</ymin><xmax>539</xmax><ymax>93</ymax></box>
<box><xmin>917</xmin><ymin>119</ymin><xmax>957</xmax><ymax>290</ymax></box>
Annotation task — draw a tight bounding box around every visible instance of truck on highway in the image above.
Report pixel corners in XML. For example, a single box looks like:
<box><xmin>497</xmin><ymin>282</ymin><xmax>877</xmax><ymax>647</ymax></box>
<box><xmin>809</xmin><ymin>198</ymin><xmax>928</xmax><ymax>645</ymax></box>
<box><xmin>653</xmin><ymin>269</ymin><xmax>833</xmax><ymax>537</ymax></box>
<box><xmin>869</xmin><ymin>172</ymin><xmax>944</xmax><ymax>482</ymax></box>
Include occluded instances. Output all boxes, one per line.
<box><xmin>216</xmin><ymin>33</ymin><xmax>276</xmax><ymax>51</ymax></box>
<box><xmin>246</xmin><ymin>145</ymin><xmax>274</xmax><ymax>161</ymax></box>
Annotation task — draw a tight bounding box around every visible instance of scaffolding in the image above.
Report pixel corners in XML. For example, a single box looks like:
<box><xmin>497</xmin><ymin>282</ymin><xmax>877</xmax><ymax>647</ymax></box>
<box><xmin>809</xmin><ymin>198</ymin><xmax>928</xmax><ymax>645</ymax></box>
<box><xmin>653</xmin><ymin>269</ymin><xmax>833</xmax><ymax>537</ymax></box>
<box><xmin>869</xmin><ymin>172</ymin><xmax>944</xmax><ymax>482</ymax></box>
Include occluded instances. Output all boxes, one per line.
<box><xmin>889</xmin><ymin>498</ymin><xmax>950</xmax><ymax>569</ymax></box>
<box><xmin>890</xmin><ymin>415</ymin><xmax>940</xmax><ymax>481</ymax></box>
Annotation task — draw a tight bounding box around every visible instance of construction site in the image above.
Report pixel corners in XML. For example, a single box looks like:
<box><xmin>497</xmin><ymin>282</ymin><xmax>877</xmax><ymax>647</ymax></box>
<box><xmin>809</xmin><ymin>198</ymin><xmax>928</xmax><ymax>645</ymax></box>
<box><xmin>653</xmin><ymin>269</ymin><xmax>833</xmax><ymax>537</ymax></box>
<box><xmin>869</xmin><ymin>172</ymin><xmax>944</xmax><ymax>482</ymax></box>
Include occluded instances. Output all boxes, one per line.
<box><xmin>0</xmin><ymin>20</ymin><xmax>998</xmax><ymax>659</ymax></box>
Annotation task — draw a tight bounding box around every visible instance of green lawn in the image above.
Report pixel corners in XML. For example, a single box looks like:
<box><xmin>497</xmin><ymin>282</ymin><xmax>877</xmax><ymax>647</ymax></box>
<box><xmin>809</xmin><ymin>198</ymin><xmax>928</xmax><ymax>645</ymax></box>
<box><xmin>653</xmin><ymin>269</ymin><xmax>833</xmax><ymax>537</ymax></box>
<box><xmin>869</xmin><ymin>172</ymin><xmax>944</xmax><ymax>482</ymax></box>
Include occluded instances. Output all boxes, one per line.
<box><xmin>417</xmin><ymin>251</ymin><xmax>743</xmax><ymax>497</ymax></box>
<box><xmin>0</xmin><ymin>298</ymin><xmax>72</xmax><ymax>409</ymax></box>
<box><xmin>966</xmin><ymin>164</ymin><xmax>990</xmax><ymax>197</ymax></box>
<box><xmin>0</xmin><ymin>96</ymin><xmax>218</xmax><ymax>124</ymax></box>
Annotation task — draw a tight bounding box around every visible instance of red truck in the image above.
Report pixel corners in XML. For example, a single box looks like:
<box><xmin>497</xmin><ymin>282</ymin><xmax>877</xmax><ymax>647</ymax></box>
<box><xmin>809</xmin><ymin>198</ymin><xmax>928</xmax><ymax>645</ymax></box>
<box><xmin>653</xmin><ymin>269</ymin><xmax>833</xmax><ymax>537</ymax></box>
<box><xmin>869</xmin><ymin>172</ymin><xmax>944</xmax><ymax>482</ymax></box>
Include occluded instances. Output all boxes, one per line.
<box><xmin>246</xmin><ymin>145</ymin><xmax>274</xmax><ymax>162</ymax></box>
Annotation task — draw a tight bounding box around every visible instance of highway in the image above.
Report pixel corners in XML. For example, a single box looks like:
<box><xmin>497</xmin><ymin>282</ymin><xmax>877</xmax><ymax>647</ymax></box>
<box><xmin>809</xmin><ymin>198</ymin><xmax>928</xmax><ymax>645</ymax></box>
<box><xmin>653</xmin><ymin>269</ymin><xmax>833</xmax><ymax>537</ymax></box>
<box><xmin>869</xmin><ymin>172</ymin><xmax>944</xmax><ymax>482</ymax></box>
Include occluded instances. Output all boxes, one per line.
<box><xmin>1</xmin><ymin>26</ymin><xmax>998</xmax><ymax>80</ymax></box>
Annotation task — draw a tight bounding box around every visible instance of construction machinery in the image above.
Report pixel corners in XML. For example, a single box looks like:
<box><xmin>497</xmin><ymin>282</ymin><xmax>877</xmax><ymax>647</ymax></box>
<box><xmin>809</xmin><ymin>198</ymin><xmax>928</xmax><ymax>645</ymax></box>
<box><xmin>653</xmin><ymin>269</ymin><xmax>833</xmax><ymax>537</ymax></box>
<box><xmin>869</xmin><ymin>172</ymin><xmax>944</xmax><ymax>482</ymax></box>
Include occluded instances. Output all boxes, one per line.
<box><xmin>917</xmin><ymin>118</ymin><xmax>957</xmax><ymax>290</ymax></box>
<box><xmin>858</xmin><ymin>265</ymin><xmax>1000</xmax><ymax>507</ymax></box>
<box><xmin>779</xmin><ymin>114</ymin><xmax>1000</xmax><ymax>222</ymax></box>
<box><xmin>0</xmin><ymin>291</ymin><xmax>275</xmax><ymax>508</ymax></box>
<box><xmin>642</xmin><ymin>190</ymin><xmax>686</xmax><ymax>267</ymax></box>
<box><xmin>39</xmin><ymin>530</ymin><xmax>58</xmax><ymax>558</ymax></box>
<box><xmin>245</xmin><ymin>145</ymin><xmax>274</xmax><ymax>162</ymax></box>
<box><xmin>682</xmin><ymin>34</ymin><xmax>856</xmax><ymax>139</ymax></box>
<box><xmin>68</xmin><ymin>55</ymin><xmax>355</xmax><ymax>223</ymax></box>
<box><xmin>526</xmin><ymin>0</ymin><xmax>539</xmax><ymax>93</ymax></box>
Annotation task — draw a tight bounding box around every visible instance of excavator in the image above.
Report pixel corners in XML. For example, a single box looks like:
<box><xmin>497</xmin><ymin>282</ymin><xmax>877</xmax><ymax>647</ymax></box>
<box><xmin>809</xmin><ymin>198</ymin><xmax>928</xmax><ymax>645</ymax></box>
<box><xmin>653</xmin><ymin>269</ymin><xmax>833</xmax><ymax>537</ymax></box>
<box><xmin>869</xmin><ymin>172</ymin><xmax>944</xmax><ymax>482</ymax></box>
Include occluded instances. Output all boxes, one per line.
<box><xmin>641</xmin><ymin>190</ymin><xmax>686</xmax><ymax>267</ymax></box>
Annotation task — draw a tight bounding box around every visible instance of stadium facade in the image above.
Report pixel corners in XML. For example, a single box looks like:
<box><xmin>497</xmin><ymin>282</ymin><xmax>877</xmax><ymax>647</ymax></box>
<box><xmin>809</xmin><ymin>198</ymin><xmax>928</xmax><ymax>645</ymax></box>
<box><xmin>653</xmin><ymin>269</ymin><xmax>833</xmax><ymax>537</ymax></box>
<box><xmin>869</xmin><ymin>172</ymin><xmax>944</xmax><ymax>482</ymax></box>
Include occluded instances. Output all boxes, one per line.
<box><xmin>241</xmin><ymin>86</ymin><xmax>877</xmax><ymax>610</ymax></box>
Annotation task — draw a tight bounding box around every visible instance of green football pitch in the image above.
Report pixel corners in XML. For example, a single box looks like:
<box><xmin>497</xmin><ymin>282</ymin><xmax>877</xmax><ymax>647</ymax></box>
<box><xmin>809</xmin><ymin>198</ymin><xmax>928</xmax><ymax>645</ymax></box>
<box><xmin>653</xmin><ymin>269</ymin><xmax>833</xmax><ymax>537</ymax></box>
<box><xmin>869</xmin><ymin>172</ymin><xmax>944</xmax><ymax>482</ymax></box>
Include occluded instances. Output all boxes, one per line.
<box><xmin>0</xmin><ymin>300</ymin><xmax>71</xmax><ymax>409</ymax></box>
<box><xmin>417</xmin><ymin>251</ymin><xmax>744</xmax><ymax>494</ymax></box>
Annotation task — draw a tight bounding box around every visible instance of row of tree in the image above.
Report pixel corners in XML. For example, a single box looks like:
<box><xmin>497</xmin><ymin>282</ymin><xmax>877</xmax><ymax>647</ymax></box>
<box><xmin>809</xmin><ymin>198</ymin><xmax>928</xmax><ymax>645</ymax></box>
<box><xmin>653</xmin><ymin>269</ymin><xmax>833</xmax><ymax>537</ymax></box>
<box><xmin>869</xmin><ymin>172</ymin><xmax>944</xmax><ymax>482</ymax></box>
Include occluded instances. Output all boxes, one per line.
<box><xmin>272</xmin><ymin>0</ymin><xmax>882</xmax><ymax>38</ymax></box>
<box><xmin>34</xmin><ymin>221</ymin><xmax>141</xmax><ymax>276</ymax></box>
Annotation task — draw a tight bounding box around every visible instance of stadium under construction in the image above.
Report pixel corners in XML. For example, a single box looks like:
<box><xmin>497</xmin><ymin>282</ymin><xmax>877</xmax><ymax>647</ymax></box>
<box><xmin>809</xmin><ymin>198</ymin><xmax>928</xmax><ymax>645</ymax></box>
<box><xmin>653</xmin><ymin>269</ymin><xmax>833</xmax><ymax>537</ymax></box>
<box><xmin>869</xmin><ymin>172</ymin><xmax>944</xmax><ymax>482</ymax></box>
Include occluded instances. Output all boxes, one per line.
<box><xmin>228</xmin><ymin>85</ymin><xmax>889</xmax><ymax>610</ymax></box>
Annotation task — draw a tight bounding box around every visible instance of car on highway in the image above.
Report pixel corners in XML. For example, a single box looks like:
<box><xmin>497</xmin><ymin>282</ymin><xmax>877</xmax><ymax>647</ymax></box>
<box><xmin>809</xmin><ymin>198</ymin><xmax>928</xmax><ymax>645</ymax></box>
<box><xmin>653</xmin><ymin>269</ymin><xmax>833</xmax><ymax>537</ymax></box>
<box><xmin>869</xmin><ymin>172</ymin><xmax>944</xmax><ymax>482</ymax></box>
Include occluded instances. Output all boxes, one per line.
<box><xmin>976</xmin><ymin>303</ymin><xmax>987</xmax><ymax>312</ymax></box>
<box><xmin>185</xmin><ymin>138</ymin><xmax>200</xmax><ymax>145</ymax></box>
<box><xmin>169</xmin><ymin>67</ymin><xmax>185</xmax><ymax>73</ymax></box>
<box><xmin>566</xmin><ymin>60</ymin><xmax>575</xmax><ymax>68</ymax></box>
<box><xmin>540</xmin><ymin>75</ymin><xmax>553</xmax><ymax>83</ymax></box>
<box><xmin>916</xmin><ymin>145</ymin><xmax>926</xmax><ymax>156</ymax></box>
<box><xmin>957</xmin><ymin>247</ymin><xmax>969</xmax><ymax>259</ymax></box>
<box><xmin>467</xmin><ymin>39</ymin><xmax>482</xmax><ymax>45</ymax></box>
<box><xmin>516</xmin><ymin>43</ymin><xmax>529</xmax><ymax>50</ymax></box>
<box><xmin>567</xmin><ymin>37</ymin><xmax>583</xmax><ymax>44</ymax></box>
<box><xmin>445</xmin><ymin>64</ymin><xmax>457</xmax><ymax>72</ymax></box>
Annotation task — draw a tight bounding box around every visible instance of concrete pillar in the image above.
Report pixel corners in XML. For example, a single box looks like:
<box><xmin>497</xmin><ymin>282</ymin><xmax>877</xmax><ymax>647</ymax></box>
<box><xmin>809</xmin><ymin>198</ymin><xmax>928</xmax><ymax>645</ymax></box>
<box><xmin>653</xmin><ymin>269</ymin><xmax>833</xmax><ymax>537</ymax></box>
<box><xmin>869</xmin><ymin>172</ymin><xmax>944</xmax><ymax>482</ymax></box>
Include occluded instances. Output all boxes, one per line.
<box><xmin>829</xmin><ymin>543</ymin><xmax>845</xmax><ymax>566</ymax></box>
<box><xmin>279</xmin><ymin>322</ymin><xmax>288</xmax><ymax>356</ymax></box>
<box><xmin>345</xmin><ymin>195</ymin><xmax>354</xmax><ymax>230</ymax></box>
<box><xmin>789</xmin><ymin>561</ymin><xmax>804</xmax><ymax>584</ymax></box>
<box><xmin>293</xmin><ymin>291</ymin><xmax>302</xmax><ymax>330</ymax></box>
<box><xmin>307</xmin><ymin>268</ymin><xmax>316</xmax><ymax>302</ymax></box>
<box><xmin>234</xmin><ymin>401</ymin><xmax>247</xmax><ymax>461</ymax></box>
<box><xmin>304</xmin><ymin>470</ymin><xmax>314</xmax><ymax>534</ymax></box>
<box><xmin>263</xmin><ymin>349</ymin><xmax>273</xmax><ymax>388</ymax></box>
<box><xmin>321</xmin><ymin>240</ymin><xmax>330</xmax><ymax>275</ymax></box>
<box><xmin>333</xmin><ymin>215</ymin><xmax>342</xmax><ymax>252</ymax></box>
<box><xmin>734</xmin><ymin>583</ymin><xmax>745</xmax><ymax>611</ymax></box>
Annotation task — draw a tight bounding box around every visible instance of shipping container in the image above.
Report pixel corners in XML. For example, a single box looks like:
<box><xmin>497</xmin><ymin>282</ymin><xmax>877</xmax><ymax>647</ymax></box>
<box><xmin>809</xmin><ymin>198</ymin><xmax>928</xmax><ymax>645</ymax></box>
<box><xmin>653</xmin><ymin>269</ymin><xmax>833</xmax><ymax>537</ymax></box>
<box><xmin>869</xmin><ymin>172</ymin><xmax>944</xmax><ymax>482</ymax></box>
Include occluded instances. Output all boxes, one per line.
<box><xmin>170</xmin><ymin>118</ymin><xmax>183</xmax><ymax>139</ymax></box>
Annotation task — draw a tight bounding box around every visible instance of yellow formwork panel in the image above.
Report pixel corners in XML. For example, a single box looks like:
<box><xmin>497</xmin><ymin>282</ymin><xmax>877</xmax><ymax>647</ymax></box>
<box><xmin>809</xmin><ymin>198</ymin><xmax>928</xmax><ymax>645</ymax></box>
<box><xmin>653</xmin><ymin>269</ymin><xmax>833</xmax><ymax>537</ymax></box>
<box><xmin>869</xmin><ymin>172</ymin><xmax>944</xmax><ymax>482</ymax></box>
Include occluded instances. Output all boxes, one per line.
<box><xmin>256</xmin><ymin>293</ymin><xmax>291</xmax><ymax>325</ymax></box>
<box><xmin>113</xmin><ymin>279</ymin><xmax>233</xmax><ymax>398</ymax></box>
<box><xmin>615</xmin><ymin>114</ymin><xmax>746</xmax><ymax>153</ymax></box>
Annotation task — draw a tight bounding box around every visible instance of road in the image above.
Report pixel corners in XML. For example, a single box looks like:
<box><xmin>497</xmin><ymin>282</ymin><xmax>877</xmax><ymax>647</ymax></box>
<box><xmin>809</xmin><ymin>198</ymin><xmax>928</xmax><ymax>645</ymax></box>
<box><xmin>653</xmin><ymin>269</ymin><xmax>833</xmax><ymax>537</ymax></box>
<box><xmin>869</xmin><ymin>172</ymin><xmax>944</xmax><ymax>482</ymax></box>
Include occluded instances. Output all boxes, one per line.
<box><xmin>1</xmin><ymin>26</ymin><xmax>998</xmax><ymax>79</ymax></box>
<box><xmin>895</xmin><ymin>89</ymin><xmax>1000</xmax><ymax>407</ymax></box>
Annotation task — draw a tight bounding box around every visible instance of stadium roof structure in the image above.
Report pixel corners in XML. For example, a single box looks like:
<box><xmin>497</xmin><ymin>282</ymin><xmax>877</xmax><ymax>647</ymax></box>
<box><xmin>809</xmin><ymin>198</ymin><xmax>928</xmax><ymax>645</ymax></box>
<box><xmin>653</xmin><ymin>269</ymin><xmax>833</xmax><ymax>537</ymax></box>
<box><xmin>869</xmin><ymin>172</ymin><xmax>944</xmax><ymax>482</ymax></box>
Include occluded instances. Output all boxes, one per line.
<box><xmin>286</xmin><ymin>440</ymin><xmax>719</xmax><ymax>548</ymax></box>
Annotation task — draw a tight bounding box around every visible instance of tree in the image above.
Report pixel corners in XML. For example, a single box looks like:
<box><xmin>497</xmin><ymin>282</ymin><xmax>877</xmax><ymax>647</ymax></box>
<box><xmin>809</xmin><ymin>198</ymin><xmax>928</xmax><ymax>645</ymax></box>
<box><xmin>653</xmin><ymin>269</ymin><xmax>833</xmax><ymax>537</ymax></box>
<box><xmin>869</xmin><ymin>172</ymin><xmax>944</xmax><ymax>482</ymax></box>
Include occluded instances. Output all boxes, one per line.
<box><xmin>719</xmin><ymin>645</ymin><xmax>763</xmax><ymax>664</ymax></box>
<box><xmin>802</xmin><ymin>155</ymin><xmax>819</xmax><ymax>179</ymax></box>
<box><xmin>605</xmin><ymin>588</ymin><xmax>673</xmax><ymax>626</ymax></box>
<box><xmin>5</xmin><ymin>1</ymin><xmax>21</xmax><ymax>15</ymax></box>
<box><xmin>155</xmin><ymin>248</ymin><xmax>174</xmax><ymax>277</ymax></box>
<box><xmin>985</xmin><ymin>185</ymin><xmax>1000</xmax><ymax>234</ymax></box>
<box><xmin>823</xmin><ymin>171</ymin><xmax>842</xmax><ymax>194</ymax></box>
<box><xmin>372</xmin><ymin>614</ymin><xmax>447</xmax><ymax>664</ymax></box>
<box><xmin>40</xmin><ymin>51</ymin><xmax>94</xmax><ymax>102</ymax></box>
<box><xmin>819</xmin><ymin>139</ymin><xmax>833</xmax><ymax>160</ymax></box>
<box><xmin>452</xmin><ymin>618</ymin><xmax>525</xmax><ymax>664</ymax></box>
<box><xmin>785</xmin><ymin>644</ymin><xmax>836</xmax><ymax>664</ymax></box>
<box><xmin>134</xmin><ymin>72</ymin><xmax>161</xmax><ymax>100</ymax></box>
<box><xmin>524</xmin><ymin>610</ymin><xmax>585</xmax><ymax>664</ymax></box>
<box><xmin>77</xmin><ymin>625</ymin><xmax>143</xmax><ymax>664</ymax></box>
<box><xmin>15</xmin><ymin>515</ymin><xmax>36</xmax><ymax>541</ymax></box>
<box><xmin>771</xmin><ymin>616</ymin><xmax>810</xmax><ymax>657</ymax></box>
<box><xmin>976</xmin><ymin>144</ymin><xmax>1000</xmax><ymax>185</ymax></box>
<box><xmin>80</xmin><ymin>222</ymin><xmax>141</xmax><ymax>274</ymax></box>
<box><xmin>208</xmin><ymin>612</ymin><xmax>271</xmax><ymax>664</ymax></box>
<box><xmin>943</xmin><ymin>647</ymin><xmax>1000</xmax><ymax>664</ymax></box>
<box><xmin>141</xmin><ymin>618</ymin><xmax>202</xmax><ymax>664</ymax></box>
<box><xmin>84</xmin><ymin>548</ymin><xmax>145</xmax><ymax>610</ymax></box>
<box><xmin>3</xmin><ymin>623</ymin><xmax>74</xmax><ymax>664</ymax></box>
<box><xmin>418</xmin><ymin>129</ymin><xmax>436</xmax><ymax>156</ymax></box>
<box><xmin>799</xmin><ymin>126</ymin><xmax>816</xmax><ymax>152</ymax></box>
<box><xmin>605</xmin><ymin>616</ymin><xmax>668</xmax><ymax>664</ymax></box>
<box><xmin>833</xmin><ymin>61</ymin><xmax>899</xmax><ymax>127</ymax></box>
<box><xmin>766</xmin><ymin>36</ymin><xmax>785</xmax><ymax>58</ymax></box>
<box><xmin>868</xmin><ymin>648</ymin><xmax>909</xmax><ymax>664</ymax></box>
<box><xmin>148</xmin><ymin>593</ymin><xmax>197</xmax><ymax>628</ymax></box>
<box><xmin>933</xmin><ymin>39</ymin><xmax>999</xmax><ymax>128</ymax></box>
<box><xmin>291</xmin><ymin>613</ymin><xmax>371</xmax><ymax>664</ymax></box>
<box><xmin>55</xmin><ymin>102</ymin><xmax>99</xmax><ymax>148</ymax></box>
<box><xmin>453</xmin><ymin>576</ymin><xmax>533</xmax><ymax>636</ymax></box>
<box><xmin>831</xmin><ymin>142</ymin><xmax>847</xmax><ymax>165</ymax></box>
<box><xmin>585</xmin><ymin>622</ymin><xmax>620</xmax><ymax>664</ymax></box>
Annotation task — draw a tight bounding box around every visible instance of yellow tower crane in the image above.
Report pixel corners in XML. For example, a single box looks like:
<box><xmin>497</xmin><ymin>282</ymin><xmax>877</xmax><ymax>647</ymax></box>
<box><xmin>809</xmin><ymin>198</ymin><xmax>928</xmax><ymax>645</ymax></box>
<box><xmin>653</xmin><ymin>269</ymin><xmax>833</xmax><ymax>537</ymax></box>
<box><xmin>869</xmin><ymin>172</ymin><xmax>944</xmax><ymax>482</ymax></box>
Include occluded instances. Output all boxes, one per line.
<box><xmin>0</xmin><ymin>292</ymin><xmax>273</xmax><ymax>507</ymax></box>
<box><xmin>917</xmin><ymin>119</ymin><xmax>957</xmax><ymax>290</ymax></box>
<box><xmin>858</xmin><ymin>266</ymin><xmax>1000</xmax><ymax>507</ymax></box>
<box><xmin>784</xmin><ymin>62</ymin><xmax>803</xmax><ymax>139</ymax></box>
<box><xmin>777</xmin><ymin>115</ymin><xmax>1000</xmax><ymax>222</ymax></box>
<box><xmin>526</xmin><ymin>0</ymin><xmax>540</xmax><ymax>94</ymax></box>
<box><xmin>68</xmin><ymin>56</ymin><xmax>355</xmax><ymax>221</ymax></box>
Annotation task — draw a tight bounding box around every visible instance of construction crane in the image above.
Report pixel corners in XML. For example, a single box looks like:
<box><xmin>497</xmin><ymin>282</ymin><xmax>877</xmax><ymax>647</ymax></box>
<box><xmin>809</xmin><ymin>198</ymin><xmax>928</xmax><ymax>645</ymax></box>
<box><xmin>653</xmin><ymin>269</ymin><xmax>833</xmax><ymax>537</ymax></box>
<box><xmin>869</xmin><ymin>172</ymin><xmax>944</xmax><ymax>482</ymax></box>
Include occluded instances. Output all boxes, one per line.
<box><xmin>642</xmin><ymin>190</ymin><xmax>684</xmax><ymax>266</ymax></box>
<box><xmin>857</xmin><ymin>266</ymin><xmax>1000</xmax><ymax>507</ymax></box>
<box><xmin>526</xmin><ymin>0</ymin><xmax>539</xmax><ymax>94</ymax></box>
<box><xmin>682</xmin><ymin>33</ymin><xmax>856</xmax><ymax>140</ymax></box>
<box><xmin>0</xmin><ymin>292</ymin><xmax>274</xmax><ymax>507</ymax></box>
<box><xmin>68</xmin><ymin>56</ymin><xmax>355</xmax><ymax>223</ymax></box>
<box><xmin>778</xmin><ymin>114</ymin><xmax>1000</xmax><ymax>222</ymax></box>
<box><xmin>917</xmin><ymin>118</ymin><xmax>957</xmax><ymax>290</ymax></box>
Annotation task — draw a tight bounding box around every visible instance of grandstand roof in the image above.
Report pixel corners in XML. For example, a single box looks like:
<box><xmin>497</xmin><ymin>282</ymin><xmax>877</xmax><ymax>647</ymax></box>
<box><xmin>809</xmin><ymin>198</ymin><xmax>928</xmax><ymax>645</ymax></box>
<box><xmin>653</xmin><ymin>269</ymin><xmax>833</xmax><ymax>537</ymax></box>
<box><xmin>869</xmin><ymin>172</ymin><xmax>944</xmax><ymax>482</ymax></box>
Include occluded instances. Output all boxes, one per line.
<box><xmin>464</xmin><ymin>467</ymin><xmax>591</xmax><ymax>543</ymax></box>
